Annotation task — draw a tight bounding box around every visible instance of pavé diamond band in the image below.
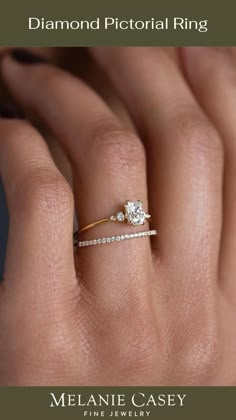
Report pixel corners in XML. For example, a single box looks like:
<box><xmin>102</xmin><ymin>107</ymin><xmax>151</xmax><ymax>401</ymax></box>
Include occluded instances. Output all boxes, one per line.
<box><xmin>77</xmin><ymin>230</ymin><xmax>157</xmax><ymax>248</ymax></box>
<box><xmin>77</xmin><ymin>200</ymin><xmax>151</xmax><ymax>235</ymax></box>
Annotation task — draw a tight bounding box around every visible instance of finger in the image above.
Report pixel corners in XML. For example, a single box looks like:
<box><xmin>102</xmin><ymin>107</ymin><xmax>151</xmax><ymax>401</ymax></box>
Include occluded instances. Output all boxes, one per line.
<box><xmin>0</xmin><ymin>113</ymin><xmax>76</xmax><ymax>301</ymax></box>
<box><xmin>90</xmin><ymin>48</ymin><xmax>223</xmax><ymax>279</ymax></box>
<box><xmin>162</xmin><ymin>47</ymin><xmax>180</xmax><ymax>65</ymax></box>
<box><xmin>181</xmin><ymin>47</ymin><xmax>236</xmax><ymax>299</ymax></box>
<box><xmin>1</xmin><ymin>50</ymin><xmax>152</xmax><ymax>299</ymax></box>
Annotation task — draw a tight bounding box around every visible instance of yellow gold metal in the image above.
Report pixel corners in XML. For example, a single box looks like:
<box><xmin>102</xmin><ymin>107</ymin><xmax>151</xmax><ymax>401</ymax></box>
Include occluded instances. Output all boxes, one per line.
<box><xmin>78</xmin><ymin>217</ymin><xmax>149</xmax><ymax>235</ymax></box>
<box><xmin>78</xmin><ymin>218</ymin><xmax>111</xmax><ymax>234</ymax></box>
<box><xmin>75</xmin><ymin>200</ymin><xmax>151</xmax><ymax>240</ymax></box>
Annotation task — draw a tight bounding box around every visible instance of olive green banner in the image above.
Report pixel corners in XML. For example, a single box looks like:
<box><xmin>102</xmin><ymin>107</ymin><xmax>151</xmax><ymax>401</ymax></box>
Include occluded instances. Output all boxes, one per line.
<box><xmin>0</xmin><ymin>387</ymin><xmax>235</xmax><ymax>419</ymax></box>
<box><xmin>0</xmin><ymin>0</ymin><xmax>235</xmax><ymax>46</ymax></box>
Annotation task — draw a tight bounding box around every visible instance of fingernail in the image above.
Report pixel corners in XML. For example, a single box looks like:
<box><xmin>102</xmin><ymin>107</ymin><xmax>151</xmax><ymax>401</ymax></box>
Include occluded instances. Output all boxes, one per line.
<box><xmin>10</xmin><ymin>49</ymin><xmax>47</xmax><ymax>65</ymax></box>
<box><xmin>0</xmin><ymin>103</ymin><xmax>24</xmax><ymax>119</ymax></box>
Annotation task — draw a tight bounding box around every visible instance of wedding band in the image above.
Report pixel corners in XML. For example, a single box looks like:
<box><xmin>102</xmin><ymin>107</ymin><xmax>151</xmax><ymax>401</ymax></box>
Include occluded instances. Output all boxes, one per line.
<box><xmin>77</xmin><ymin>200</ymin><xmax>151</xmax><ymax>235</ymax></box>
<box><xmin>77</xmin><ymin>230</ymin><xmax>157</xmax><ymax>248</ymax></box>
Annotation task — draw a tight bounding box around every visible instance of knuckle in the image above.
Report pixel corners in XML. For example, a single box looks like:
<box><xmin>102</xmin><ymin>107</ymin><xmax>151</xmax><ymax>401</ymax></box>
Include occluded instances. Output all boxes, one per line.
<box><xmin>91</xmin><ymin>291</ymin><xmax>158</xmax><ymax>381</ymax></box>
<box><xmin>167</xmin><ymin>314</ymin><xmax>220</xmax><ymax>384</ymax></box>
<box><xmin>114</xmin><ymin>302</ymin><xmax>158</xmax><ymax>378</ymax></box>
<box><xmin>0</xmin><ymin>298</ymin><xmax>77</xmax><ymax>385</ymax></box>
<box><xmin>121</xmin><ymin>328</ymin><xmax>157</xmax><ymax>379</ymax></box>
<box><xmin>183</xmin><ymin>334</ymin><xmax>220</xmax><ymax>384</ymax></box>
<box><xmin>171</xmin><ymin>107</ymin><xmax>223</xmax><ymax>159</ymax></box>
<box><xmin>15</xmin><ymin>168</ymin><xmax>73</xmax><ymax>218</ymax></box>
<box><xmin>91</xmin><ymin>122</ymin><xmax>146</xmax><ymax>172</ymax></box>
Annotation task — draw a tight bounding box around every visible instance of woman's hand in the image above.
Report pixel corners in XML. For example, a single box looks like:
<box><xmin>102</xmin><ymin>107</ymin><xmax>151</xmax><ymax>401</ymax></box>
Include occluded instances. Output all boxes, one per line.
<box><xmin>0</xmin><ymin>47</ymin><xmax>235</xmax><ymax>385</ymax></box>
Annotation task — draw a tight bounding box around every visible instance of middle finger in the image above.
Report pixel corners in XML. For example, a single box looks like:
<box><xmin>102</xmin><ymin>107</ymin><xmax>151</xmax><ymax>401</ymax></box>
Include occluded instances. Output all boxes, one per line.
<box><xmin>91</xmin><ymin>48</ymin><xmax>223</xmax><ymax>266</ymax></box>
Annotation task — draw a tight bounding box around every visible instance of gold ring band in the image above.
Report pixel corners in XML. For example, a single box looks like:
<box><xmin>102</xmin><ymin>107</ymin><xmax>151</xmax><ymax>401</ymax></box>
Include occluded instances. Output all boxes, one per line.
<box><xmin>78</xmin><ymin>200</ymin><xmax>151</xmax><ymax>235</ymax></box>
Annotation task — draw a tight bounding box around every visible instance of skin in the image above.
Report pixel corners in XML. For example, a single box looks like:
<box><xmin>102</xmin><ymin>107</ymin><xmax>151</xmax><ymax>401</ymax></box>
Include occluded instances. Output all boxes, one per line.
<box><xmin>0</xmin><ymin>47</ymin><xmax>236</xmax><ymax>385</ymax></box>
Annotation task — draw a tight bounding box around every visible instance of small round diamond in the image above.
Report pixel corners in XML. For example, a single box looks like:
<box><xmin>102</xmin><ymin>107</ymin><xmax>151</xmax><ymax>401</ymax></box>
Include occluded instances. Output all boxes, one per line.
<box><xmin>111</xmin><ymin>236</ymin><xmax>116</xmax><ymax>242</ymax></box>
<box><xmin>92</xmin><ymin>240</ymin><xmax>97</xmax><ymax>245</ymax></box>
<box><xmin>116</xmin><ymin>236</ymin><xmax>121</xmax><ymax>241</ymax></box>
<box><xmin>102</xmin><ymin>238</ymin><xmax>106</xmax><ymax>243</ymax></box>
<box><xmin>116</xmin><ymin>212</ymin><xmax>125</xmax><ymax>222</ymax></box>
<box><xmin>120</xmin><ymin>235</ymin><xmax>125</xmax><ymax>240</ymax></box>
<box><xmin>107</xmin><ymin>237</ymin><xmax>111</xmax><ymax>243</ymax></box>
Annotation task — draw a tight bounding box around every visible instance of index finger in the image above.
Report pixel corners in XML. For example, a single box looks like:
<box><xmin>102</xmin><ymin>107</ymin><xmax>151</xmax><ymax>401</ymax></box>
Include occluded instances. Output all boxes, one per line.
<box><xmin>0</xmin><ymin>114</ymin><xmax>76</xmax><ymax>302</ymax></box>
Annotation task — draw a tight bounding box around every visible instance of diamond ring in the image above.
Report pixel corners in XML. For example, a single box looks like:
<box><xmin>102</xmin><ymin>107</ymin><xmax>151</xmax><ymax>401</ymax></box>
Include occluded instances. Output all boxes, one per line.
<box><xmin>73</xmin><ymin>200</ymin><xmax>152</xmax><ymax>246</ymax></box>
<box><xmin>79</xmin><ymin>200</ymin><xmax>150</xmax><ymax>234</ymax></box>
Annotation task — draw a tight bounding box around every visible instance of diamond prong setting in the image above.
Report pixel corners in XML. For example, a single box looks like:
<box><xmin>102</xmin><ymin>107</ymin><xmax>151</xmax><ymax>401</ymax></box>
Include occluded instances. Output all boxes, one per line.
<box><xmin>124</xmin><ymin>200</ymin><xmax>149</xmax><ymax>225</ymax></box>
<box><xmin>110</xmin><ymin>200</ymin><xmax>150</xmax><ymax>226</ymax></box>
<box><xmin>74</xmin><ymin>199</ymin><xmax>153</xmax><ymax>242</ymax></box>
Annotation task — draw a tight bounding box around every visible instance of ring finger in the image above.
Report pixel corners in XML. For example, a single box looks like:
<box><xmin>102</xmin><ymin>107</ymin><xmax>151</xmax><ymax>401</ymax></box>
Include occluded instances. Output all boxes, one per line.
<box><xmin>1</xmin><ymin>50</ymin><xmax>153</xmax><ymax>300</ymax></box>
<box><xmin>90</xmin><ymin>47</ymin><xmax>223</xmax><ymax>325</ymax></box>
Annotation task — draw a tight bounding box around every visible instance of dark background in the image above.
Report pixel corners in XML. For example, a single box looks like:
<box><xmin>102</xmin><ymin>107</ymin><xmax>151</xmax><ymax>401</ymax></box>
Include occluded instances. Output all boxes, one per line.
<box><xmin>0</xmin><ymin>180</ymin><xmax>8</xmax><ymax>279</ymax></box>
